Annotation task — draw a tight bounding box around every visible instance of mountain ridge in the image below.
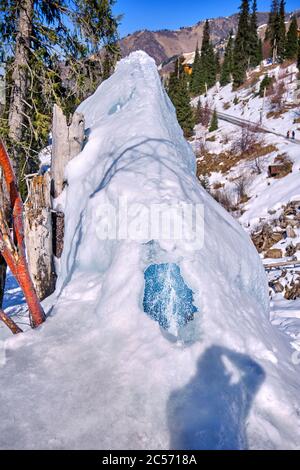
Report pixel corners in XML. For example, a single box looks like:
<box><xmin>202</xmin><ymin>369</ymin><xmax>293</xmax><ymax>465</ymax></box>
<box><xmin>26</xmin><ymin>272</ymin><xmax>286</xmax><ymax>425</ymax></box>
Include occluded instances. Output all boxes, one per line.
<box><xmin>119</xmin><ymin>11</ymin><xmax>296</xmax><ymax>65</ymax></box>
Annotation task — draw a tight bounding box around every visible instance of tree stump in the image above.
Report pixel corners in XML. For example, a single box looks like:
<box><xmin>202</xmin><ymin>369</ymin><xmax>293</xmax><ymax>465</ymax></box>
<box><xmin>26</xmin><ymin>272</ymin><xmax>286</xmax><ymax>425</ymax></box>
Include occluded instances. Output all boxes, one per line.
<box><xmin>51</xmin><ymin>104</ymin><xmax>85</xmax><ymax>198</ymax></box>
<box><xmin>24</xmin><ymin>172</ymin><xmax>56</xmax><ymax>300</ymax></box>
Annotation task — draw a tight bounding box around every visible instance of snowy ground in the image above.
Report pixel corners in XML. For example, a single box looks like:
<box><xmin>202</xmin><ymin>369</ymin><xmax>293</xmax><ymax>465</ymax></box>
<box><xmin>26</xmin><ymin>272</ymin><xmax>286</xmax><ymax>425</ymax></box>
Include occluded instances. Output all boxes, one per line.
<box><xmin>1</xmin><ymin>53</ymin><xmax>300</xmax><ymax>450</ymax></box>
<box><xmin>192</xmin><ymin>60</ymin><xmax>300</xmax><ymax>377</ymax></box>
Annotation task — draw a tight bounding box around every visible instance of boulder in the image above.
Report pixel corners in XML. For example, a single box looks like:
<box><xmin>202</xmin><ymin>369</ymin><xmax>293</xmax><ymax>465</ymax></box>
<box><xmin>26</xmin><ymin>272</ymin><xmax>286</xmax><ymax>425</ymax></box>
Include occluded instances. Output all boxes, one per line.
<box><xmin>285</xmin><ymin>282</ymin><xmax>300</xmax><ymax>300</ymax></box>
<box><xmin>285</xmin><ymin>243</ymin><xmax>297</xmax><ymax>257</ymax></box>
<box><xmin>264</xmin><ymin>248</ymin><xmax>283</xmax><ymax>259</ymax></box>
<box><xmin>251</xmin><ymin>224</ymin><xmax>283</xmax><ymax>253</ymax></box>
<box><xmin>286</xmin><ymin>226</ymin><xmax>296</xmax><ymax>238</ymax></box>
<box><xmin>269</xmin><ymin>280</ymin><xmax>284</xmax><ymax>293</ymax></box>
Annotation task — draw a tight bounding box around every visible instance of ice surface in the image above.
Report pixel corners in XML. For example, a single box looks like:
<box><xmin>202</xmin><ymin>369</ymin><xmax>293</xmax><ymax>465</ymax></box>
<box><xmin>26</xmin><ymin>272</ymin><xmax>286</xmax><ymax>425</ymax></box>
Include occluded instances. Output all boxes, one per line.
<box><xmin>0</xmin><ymin>52</ymin><xmax>299</xmax><ymax>450</ymax></box>
<box><xmin>143</xmin><ymin>263</ymin><xmax>197</xmax><ymax>336</ymax></box>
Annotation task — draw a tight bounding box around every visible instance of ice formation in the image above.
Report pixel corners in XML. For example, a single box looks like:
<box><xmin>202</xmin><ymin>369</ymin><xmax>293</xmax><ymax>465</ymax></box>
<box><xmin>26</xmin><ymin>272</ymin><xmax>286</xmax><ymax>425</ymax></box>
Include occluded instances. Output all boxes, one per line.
<box><xmin>0</xmin><ymin>52</ymin><xmax>299</xmax><ymax>450</ymax></box>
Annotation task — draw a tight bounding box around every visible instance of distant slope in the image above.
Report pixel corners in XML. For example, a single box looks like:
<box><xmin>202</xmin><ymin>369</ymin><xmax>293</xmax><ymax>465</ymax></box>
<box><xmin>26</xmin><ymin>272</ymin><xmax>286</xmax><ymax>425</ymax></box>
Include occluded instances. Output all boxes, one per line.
<box><xmin>119</xmin><ymin>12</ymin><xmax>270</xmax><ymax>65</ymax></box>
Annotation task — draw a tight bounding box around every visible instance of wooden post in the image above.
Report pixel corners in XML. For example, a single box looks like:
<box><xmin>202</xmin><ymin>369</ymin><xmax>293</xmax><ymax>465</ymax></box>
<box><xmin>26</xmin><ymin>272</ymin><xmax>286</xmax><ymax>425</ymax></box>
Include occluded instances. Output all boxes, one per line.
<box><xmin>24</xmin><ymin>173</ymin><xmax>56</xmax><ymax>300</ymax></box>
<box><xmin>51</xmin><ymin>104</ymin><xmax>85</xmax><ymax>198</ymax></box>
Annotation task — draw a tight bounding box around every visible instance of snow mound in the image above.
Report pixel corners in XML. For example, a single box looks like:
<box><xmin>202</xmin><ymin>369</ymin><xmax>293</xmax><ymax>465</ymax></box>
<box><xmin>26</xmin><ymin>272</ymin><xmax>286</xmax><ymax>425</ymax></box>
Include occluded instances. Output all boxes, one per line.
<box><xmin>1</xmin><ymin>51</ymin><xmax>300</xmax><ymax>450</ymax></box>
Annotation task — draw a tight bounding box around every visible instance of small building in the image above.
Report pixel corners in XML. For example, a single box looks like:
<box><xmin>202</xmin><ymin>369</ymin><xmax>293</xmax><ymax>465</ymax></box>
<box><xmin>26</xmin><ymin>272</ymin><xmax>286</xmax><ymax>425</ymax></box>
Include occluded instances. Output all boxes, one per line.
<box><xmin>182</xmin><ymin>52</ymin><xmax>195</xmax><ymax>75</ymax></box>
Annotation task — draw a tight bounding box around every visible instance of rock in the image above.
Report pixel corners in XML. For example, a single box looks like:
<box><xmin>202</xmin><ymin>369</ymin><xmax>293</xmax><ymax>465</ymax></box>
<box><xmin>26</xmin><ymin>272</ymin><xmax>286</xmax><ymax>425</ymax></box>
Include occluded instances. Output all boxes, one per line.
<box><xmin>273</xmin><ymin>281</ymin><xmax>284</xmax><ymax>293</ymax></box>
<box><xmin>286</xmin><ymin>219</ymin><xmax>298</xmax><ymax>227</ymax></box>
<box><xmin>264</xmin><ymin>248</ymin><xmax>283</xmax><ymax>259</ymax></box>
<box><xmin>286</xmin><ymin>226</ymin><xmax>296</xmax><ymax>238</ymax></box>
<box><xmin>251</xmin><ymin>224</ymin><xmax>283</xmax><ymax>253</ymax></box>
<box><xmin>285</xmin><ymin>243</ymin><xmax>297</xmax><ymax>257</ymax></box>
<box><xmin>285</xmin><ymin>282</ymin><xmax>300</xmax><ymax>300</ymax></box>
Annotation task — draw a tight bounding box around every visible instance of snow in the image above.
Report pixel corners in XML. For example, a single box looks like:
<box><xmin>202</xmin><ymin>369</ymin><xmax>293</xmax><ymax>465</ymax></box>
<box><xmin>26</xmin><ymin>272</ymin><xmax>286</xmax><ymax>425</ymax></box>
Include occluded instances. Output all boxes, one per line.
<box><xmin>192</xmin><ymin>62</ymin><xmax>300</xmax><ymax>229</ymax></box>
<box><xmin>192</xmin><ymin>59</ymin><xmax>300</xmax><ymax>422</ymax></box>
<box><xmin>1</xmin><ymin>51</ymin><xmax>300</xmax><ymax>450</ymax></box>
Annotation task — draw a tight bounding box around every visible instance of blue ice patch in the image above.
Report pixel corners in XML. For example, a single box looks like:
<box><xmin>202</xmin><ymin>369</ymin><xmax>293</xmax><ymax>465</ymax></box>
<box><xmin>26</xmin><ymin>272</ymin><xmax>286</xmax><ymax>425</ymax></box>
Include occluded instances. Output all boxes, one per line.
<box><xmin>143</xmin><ymin>263</ymin><xmax>197</xmax><ymax>333</ymax></box>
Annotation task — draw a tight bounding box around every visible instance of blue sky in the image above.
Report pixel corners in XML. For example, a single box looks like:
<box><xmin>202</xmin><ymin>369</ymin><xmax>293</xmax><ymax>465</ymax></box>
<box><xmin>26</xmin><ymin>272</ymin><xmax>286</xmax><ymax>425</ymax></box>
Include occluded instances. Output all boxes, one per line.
<box><xmin>114</xmin><ymin>0</ymin><xmax>299</xmax><ymax>37</ymax></box>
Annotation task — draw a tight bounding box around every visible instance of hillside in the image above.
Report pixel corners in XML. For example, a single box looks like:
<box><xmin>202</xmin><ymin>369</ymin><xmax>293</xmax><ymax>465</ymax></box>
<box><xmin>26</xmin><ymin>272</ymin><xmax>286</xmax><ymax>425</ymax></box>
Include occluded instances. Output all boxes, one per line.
<box><xmin>192</xmin><ymin>59</ymin><xmax>300</xmax><ymax>355</ymax></box>
<box><xmin>120</xmin><ymin>11</ymin><xmax>276</xmax><ymax>65</ymax></box>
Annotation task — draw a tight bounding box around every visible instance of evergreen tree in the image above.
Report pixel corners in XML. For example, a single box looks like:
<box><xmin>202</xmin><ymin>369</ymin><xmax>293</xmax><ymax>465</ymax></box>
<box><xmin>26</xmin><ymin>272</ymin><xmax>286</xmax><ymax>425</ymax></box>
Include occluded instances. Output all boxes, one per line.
<box><xmin>297</xmin><ymin>38</ymin><xmax>300</xmax><ymax>71</ymax></box>
<box><xmin>265</xmin><ymin>0</ymin><xmax>286</xmax><ymax>61</ymax></box>
<box><xmin>215</xmin><ymin>50</ymin><xmax>221</xmax><ymax>76</ymax></box>
<box><xmin>168</xmin><ymin>58</ymin><xmax>195</xmax><ymax>137</ymax></box>
<box><xmin>285</xmin><ymin>16</ymin><xmax>298</xmax><ymax>60</ymax></box>
<box><xmin>201</xmin><ymin>20</ymin><xmax>217</xmax><ymax>89</ymax></box>
<box><xmin>190</xmin><ymin>43</ymin><xmax>205</xmax><ymax>95</ymax></box>
<box><xmin>233</xmin><ymin>0</ymin><xmax>251</xmax><ymax>88</ymax></box>
<box><xmin>0</xmin><ymin>0</ymin><xmax>120</xmax><ymax>184</ymax></box>
<box><xmin>257</xmin><ymin>38</ymin><xmax>263</xmax><ymax>63</ymax></box>
<box><xmin>195</xmin><ymin>98</ymin><xmax>203</xmax><ymax>124</ymax></box>
<box><xmin>259</xmin><ymin>74</ymin><xmax>273</xmax><ymax>96</ymax></box>
<box><xmin>209</xmin><ymin>109</ymin><xmax>218</xmax><ymax>132</ymax></box>
<box><xmin>220</xmin><ymin>31</ymin><xmax>234</xmax><ymax>86</ymax></box>
<box><xmin>249</xmin><ymin>0</ymin><xmax>260</xmax><ymax>66</ymax></box>
<box><xmin>265</xmin><ymin>0</ymin><xmax>279</xmax><ymax>44</ymax></box>
<box><xmin>277</xmin><ymin>0</ymin><xmax>286</xmax><ymax>60</ymax></box>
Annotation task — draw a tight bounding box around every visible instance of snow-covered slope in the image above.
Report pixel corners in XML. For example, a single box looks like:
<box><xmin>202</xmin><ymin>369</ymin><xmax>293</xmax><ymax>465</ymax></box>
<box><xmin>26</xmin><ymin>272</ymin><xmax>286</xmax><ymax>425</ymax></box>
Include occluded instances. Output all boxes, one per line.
<box><xmin>192</xmin><ymin>61</ymin><xmax>300</xmax><ymax>362</ymax></box>
<box><xmin>1</xmin><ymin>52</ymin><xmax>300</xmax><ymax>450</ymax></box>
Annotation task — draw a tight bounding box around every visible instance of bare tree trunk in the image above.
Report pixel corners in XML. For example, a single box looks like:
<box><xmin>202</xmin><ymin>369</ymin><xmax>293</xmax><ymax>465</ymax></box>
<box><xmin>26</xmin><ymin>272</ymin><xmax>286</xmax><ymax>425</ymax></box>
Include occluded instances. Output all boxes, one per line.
<box><xmin>0</xmin><ymin>140</ymin><xmax>46</xmax><ymax>329</ymax></box>
<box><xmin>0</xmin><ymin>257</ymin><xmax>6</xmax><ymax>308</ymax></box>
<box><xmin>8</xmin><ymin>0</ymin><xmax>34</xmax><ymax>173</ymax></box>
<box><xmin>0</xmin><ymin>310</ymin><xmax>23</xmax><ymax>334</ymax></box>
<box><xmin>0</xmin><ymin>170</ymin><xmax>9</xmax><ymax>308</ymax></box>
<box><xmin>24</xmin><ymin>173</ymin><xmax>56</xmax><ymax>300</ymax></box>
<box><xmin>51</xmin><ymin>104</ymin><xmax>85</xmax><ymax>198</ymax></box>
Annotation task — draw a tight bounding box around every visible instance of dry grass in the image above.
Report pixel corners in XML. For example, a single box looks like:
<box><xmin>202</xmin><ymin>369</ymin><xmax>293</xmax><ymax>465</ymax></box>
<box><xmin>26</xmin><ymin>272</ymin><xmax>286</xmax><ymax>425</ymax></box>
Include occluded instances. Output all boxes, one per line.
<box><xmin>271</xmin><ymin>153</ymin><xmax>293</xmax><ymax>178</ymax></box>
<box><xmin>267</xmin><ymin>99</ymin><xmax>299</xmax><ymax>119</ymax></box>
<box><xmin>196</xmin><ymin>143</ymin><xmax>277</xmax><ymax>177</ymax></box>
<box><xmin>212</xmin><ymin>181</ymin><xmax>224</xmax><ymax>190</ymax></box>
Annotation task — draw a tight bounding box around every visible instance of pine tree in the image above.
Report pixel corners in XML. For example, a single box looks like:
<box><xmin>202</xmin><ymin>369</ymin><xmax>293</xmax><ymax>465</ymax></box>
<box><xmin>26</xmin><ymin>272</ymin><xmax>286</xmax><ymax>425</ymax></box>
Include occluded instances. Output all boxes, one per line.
<box><xmin>233</xmin><ymin>0</ymin><xmax>251</xmax><ymax>88</ymax></box>
<box><xmin>209</xmin><ymin>109</ymin><xmax>218</xmax><ymax>132</ymax></box>
<box><xmin>285</xmin><ymin>16</ymin><xmax>298</xmax><ymax>60</ymax></box>
<box><xmin>201</xmin><ymin>20</ymin><xmax>217</xmax><ymax>89</ymax></box>
<box><xmin>215</xmin><ymin>50</ymin><xmax>221</xmax><ymax>76</ymax></box>
<box><xmin>168</xmin><ymin>58</ymin><xmax>195</xmax><ymax>137</ymax></box>
<box><xmin>265</xmin><ymin>0</ymin><xmax>279</xmax><ymax>44</ymax></box>
<box><xmin>265</xmin><ymin>0</ymin><xmax>286</xmax><ymax>61</ymax></box>
<box><xmin>0</xmin><ymin>0</ymin><xmax>119</xmax><ymax>183</ymax></box>
<box><xmin>277</xmin><ymin>0</ymin><xmax>286</xmax><ymax>60</ymax></box>
<box><xmin>190</xmin><ymin>43</ymin><xmax>205</xmax><ymax>95</ymax></box>
<box><xmin>257</xmin><ymin>38</ymin><xmax>263</xmax><ymax>63</ymax></box>
<box><xmin>249</xmin><ymin>0</ymin><xmax>260</xmax><ymax>66</ymax></box>
<box><xmin>195</xmin><ymin>98</ymin><xmax>203</xmax><ymax>124</ymax></box>
<box><xmin>220</xmin><ymin>31</ymin><xmax>234</xmax><ymax>86</ymax></box>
